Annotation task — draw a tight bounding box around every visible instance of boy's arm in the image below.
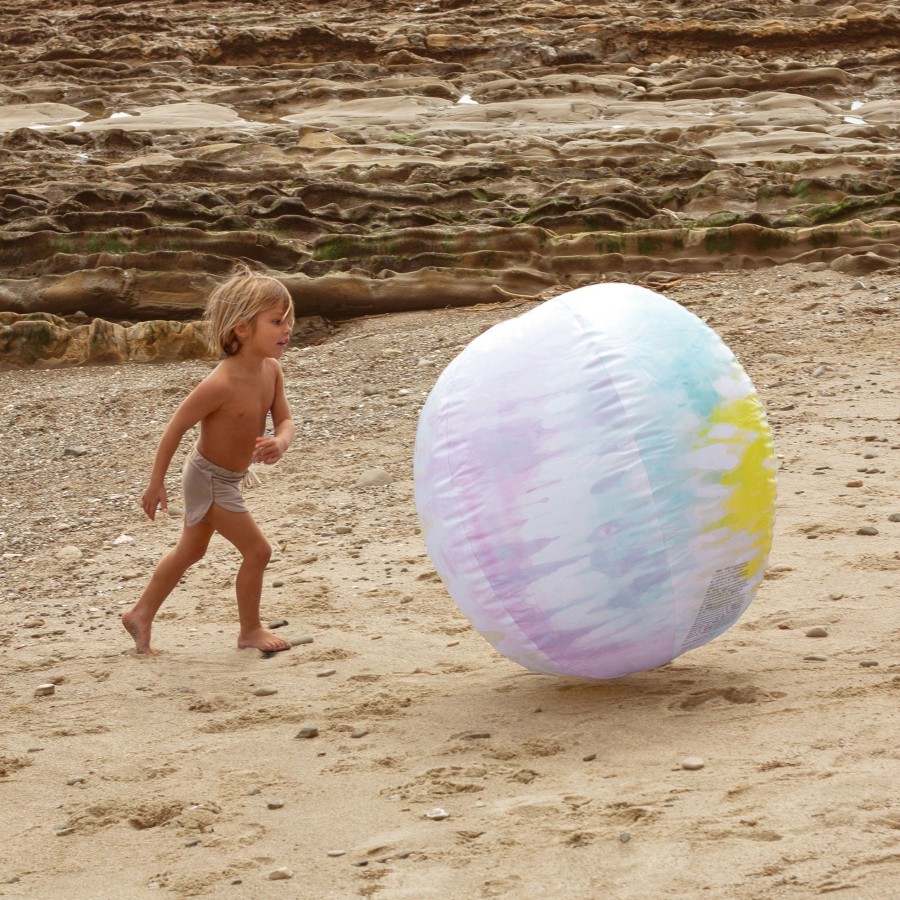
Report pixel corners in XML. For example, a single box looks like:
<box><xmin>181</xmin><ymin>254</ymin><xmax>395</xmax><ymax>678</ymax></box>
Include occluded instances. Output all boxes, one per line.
<box><xmin>254</xmin><ymin>364</ymin><xmax>294</xmax><ymax>465</ymax></box>
<box><xmin>142</xmin><ymin>375</ymin><xmax>227</xmax><ymax>519</ymax></box>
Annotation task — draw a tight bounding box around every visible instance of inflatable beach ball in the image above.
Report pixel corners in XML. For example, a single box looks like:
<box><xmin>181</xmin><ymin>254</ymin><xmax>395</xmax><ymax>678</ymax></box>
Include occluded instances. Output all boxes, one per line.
<box><xmin>414</xmin><ymin>283</ymin><xmax>776</xmax><ymax>679</ymax></box>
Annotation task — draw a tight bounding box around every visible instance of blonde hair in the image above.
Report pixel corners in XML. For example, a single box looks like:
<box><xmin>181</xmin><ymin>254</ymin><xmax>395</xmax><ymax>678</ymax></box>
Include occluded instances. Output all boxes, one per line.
<box><xmin>204</xmin><ymin>266</ymin><xmax>294</xmax><ymax>357</ymax></box>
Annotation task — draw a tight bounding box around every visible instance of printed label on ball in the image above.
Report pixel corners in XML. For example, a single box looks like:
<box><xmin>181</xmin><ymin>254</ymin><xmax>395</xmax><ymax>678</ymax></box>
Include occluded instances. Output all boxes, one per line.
<box><xmin>681</xmin><ymin>563</ymin><xmax>749</xmax><ymax>652</ymax></box>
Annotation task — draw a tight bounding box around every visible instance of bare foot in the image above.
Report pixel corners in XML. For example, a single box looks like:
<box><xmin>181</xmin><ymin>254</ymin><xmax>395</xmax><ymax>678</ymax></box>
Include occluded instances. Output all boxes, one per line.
<box><xmin>238</xmin><ymin>628</ymin><xmax>292</xmax><ymax>653</ymax></box>
<box><xmin>121</xmin><ymin>610</ymin><xmax>159</xmax><ymax>656</ymax></box>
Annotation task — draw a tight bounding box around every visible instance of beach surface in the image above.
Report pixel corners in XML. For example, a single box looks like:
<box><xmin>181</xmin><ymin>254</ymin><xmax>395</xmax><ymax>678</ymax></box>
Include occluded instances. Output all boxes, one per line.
<box><xmin>1</xmin><ymin>266</ymin><xmax>898</xmax><ymax>898</ymax></box>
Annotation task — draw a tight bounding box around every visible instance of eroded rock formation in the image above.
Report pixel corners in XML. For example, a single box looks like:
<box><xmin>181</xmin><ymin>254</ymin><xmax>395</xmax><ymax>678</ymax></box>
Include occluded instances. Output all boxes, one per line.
<box><xmin>1</xmin><ymin>1</ymin><xmax>899</xmax><ymax>364</ymax></box>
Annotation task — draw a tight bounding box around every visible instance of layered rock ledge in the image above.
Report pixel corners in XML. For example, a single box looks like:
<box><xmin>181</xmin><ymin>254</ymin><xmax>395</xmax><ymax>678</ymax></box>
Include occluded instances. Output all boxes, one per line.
<box><xmin>1</xmin><ymin>0</ymin><xmax>899</xmax><ymax>364</ymax></box>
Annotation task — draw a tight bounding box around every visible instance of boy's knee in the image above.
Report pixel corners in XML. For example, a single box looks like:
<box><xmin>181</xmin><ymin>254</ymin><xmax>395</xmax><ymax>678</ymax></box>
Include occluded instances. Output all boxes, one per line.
<box><xmin>245</xmin><ymin>540</ymin><xmax>271</xmax><ymax>569</ymax></box>
<box><xmin>177</xmin><ymin>545</ymin><xmax>207</xmax><ymax>568</ymax></box>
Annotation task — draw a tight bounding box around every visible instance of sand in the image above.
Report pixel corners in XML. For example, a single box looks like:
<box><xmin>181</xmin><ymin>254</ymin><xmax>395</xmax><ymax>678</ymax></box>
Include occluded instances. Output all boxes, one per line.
<box><xmin>1</xmin><ymin>265</ymin><xmax>898</xmax><ymax>898</ymax></box>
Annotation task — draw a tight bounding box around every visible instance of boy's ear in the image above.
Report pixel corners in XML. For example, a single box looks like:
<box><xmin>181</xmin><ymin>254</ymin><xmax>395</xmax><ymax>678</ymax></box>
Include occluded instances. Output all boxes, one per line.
<box><xmin>233</xmin><ymin>319</ymin><xmax>251</xmax><ymax>341</ymax></box>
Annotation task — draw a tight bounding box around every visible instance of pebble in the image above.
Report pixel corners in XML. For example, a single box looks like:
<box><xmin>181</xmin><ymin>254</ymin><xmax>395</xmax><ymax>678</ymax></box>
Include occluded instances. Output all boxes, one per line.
<box><xmin>845</xmin><ymin>480</ymin><xmax>863</xmax><ymax>487</ymax></box>
<box><xmin>54</xmin><ymin>546</ymin><xmax>82</xmax><ymax>562</ymax></box>
<box><xmin>888</xmin><ymin>513</ymin><xmax>900</xmax><ymax>523</ymax></box>
<box><xmin>317</xmin><ymin>668</ymin><xmax>336</xmax><ymax>677</ymax></box>
<box><xmin>425</xmin><ymin>807</ymin><xmax>449</xmax><ymax>820</ymax></box>
<box><xmin>334</xmin><ymin>525</ymin><xmax>352</xmax><ymax>534</ymax></box>
<box><xmin>857</xmin><ymin>526</ymin><xmax>878</xmax><ymax>536</ymax></box>
<box><xmin>804</xmin><ymin>654</ymin><xmax>828</xmax><ymax>662</ymax></box>
<box><xmin>66</xmin><ymin>776</ymin><xmax>86</xmax><ymax>786</ymax></box>
<box><xmin>805</xmin><ymin>626</ymin><xmax>829</xmax><ymax>638</ymax></box>
<box><xmin>290</xmin><ymin>636</ymin><xmax>314</xmax><ymax>646</ymax></box>
<box><xmin>463</xmin><ymin>732</ymin><xmax>491</xmax><ymax>740</ymax></box>
<box><xmin>63</xmin><ymin>446</ymin><xmax>88</xmax><ymax>457</ymax></box>
<box><xmin>34</xmin><ymin>683</ymin><xmax>55</xmax><ymax>697</ymax></box>
<box><xmin>268</xmin><ymin>618</ymin><xmax>288</xmax><ymax>629</ymax></box>
<box><xmin>354</xmin><ymin>468</ymin><xmax>392</xmax><ymax>488</ymax></box>
<box><xmin>296</xmin><ymin>727</ymin><xmax>319</xmax><ymax>739</ymax></box>
<box><xmin>252</xmin><ymin>687</ymin><xmax>278</xmax><ymax>696</ymax></box>
<box><xmin>185</xmin><ymin>839</ymin><xmax>200</xmax><ymax>847</ymax></box>
<box><xmin>247</xmin><ymin>787</ymin><xmax>261</xmax><ymax>795</ymax></box>
<box><xmin>860</xmin><ymin>660</ymin><xmax>879</xmax><ymax>668</ymax></box>
<box><xmin>267</xmin><ymin>799</ymin><xmax>284</xmax><ymax>810</ymax></box>
<box><xmin>268</xmin><ymin>867</ymin><xmax>293</xmax><ymax>880</ymax></box>
<box><xmin>582</xmin><ymin>753</ymin><xmax>597</xmax><ymax>762</ymax></box>
<box><xmin>681</xmin><ymin>757</ymin><xmax>705</xmax><ymax>770</ymax></box>
<box><xmin>619</xmin><ymin>832</ymin><xmax>631</xmax><ymax>843</ymax></box>
<box><xmin>351</xmin><ymin>728</ymin><xmax>369</xmax><ymax>739</ymax></box>
<box><xmin>327</xmin><ymin>850</ymin><xmax>346</xmax><ymax>858</ymax></box>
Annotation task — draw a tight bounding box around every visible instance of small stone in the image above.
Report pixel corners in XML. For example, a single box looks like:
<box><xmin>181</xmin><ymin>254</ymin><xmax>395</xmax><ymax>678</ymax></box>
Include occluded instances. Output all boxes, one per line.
<box><xmin>351</xmin><ymin>728</ymin><xmax>369</xmax><ymax>739</ymax></box>
<box><xmin>316</xmin><ymin>668</ymin><xmax>336</xmax><ymax>677</ymax></box>
<box><xmin>857</xmin><ymin>526</ymin><xmax>878</xmax><ymax>536</ymax></box>
<box><xmin>247</xmin><ymin>787</ymin><xmax>261</xmax><ymax>795</ymax></box>
<box><xmin>888</xmin><ymin>513</ymin><xmax>900</xmax><ymax>523</ymax></box>
<box><xmin>425</xmin><ymin>807</ymin><xmax>449</xmax><ymax>820</ymax></box>
<box><xmin>804</xmin><ymin>655</ymin><xmax>828</xmax><ymax>662</ymax></box>
<box><xmin>268</xmin><ymin>618</ymin><xmax>288</xmax><ymax>629</ymax></box>
<box><xmin>860</xmin><ymin>660</ymin><xmax>879</xmax><ymax>668</ymax></box>
<box><xmin>805</xmin><ymin>626</ymin><xmax>829</xmax><ymax>638</ymax></box>
<box><xmin>268</xmin><ymin>867</ymin><xmax>293</xmax><ymax>880</ymax></box>
<box><xmin>582</xmin><ymin>753</ymin><xmax>597</xmax><ymax>762</ymax></box>
<box><xmin>272</xmin><ymin>580</ymin><xmax>285</xmax><ymax>588</ymax></box>
<box><xmin>619</xmin><ymin>832</ymin><xmax>631</xmax><ymax>843</ymax></box>
<box><xmin>334</xmin><ymin>525</ymin><xmax>352</xmax><ymax>534</ymax></box>
<box><xmin>267</xmin><ymin>799</ymin><xmax>284</xmax><ymax>810</ymax></box>
<box><xmin>296</xmin><ymin>727</ymin><xmax>319</xmax><ymax>739</ymax></box>
<box><xmin>54</xmin><ymin>546</ymin><xmax>82</xmax><ymax>562</ymax></box>
<box><xmin>354</xmin><ymin>468</ymin><xmax>392</xmax><ymax>488</ymax></box>
<box><xmin>185</xmin><ymin>839</ymin><xmax>200</xmax><ymax>847</ymax></box>
<box><xmin>327</xmin><ymin>850</ymin><xmax>346</xmax><ymax>858</ymax></box>
<box><xmin>66</xmin><ymin>776</ymin><xmax>86</xmax><ymax>786</ymax></box>
<box><xmin>463</xmin><ymin>732</ymin><xmax>491</xmax><ymax>740</ymax></box>
<box><xmin>63</xmin><ymin>446</ymin><xmax>88</xmax><ymax>457</ymax></box>
<box><xmin>681</xmin><ymin>757</ymin><xmax>705</xmax><ymax>770</ymax></box>
<box><xmin>252</xmin><ymin>687</ymin><xmax>278</xmax><ymax>697</ymax></box>
<box><xmin>3</xmin><ymin>876</ymin><xmax>20</xmax><ymax>884</ymax></box>
<box><xmin>290</xmin><ymin>636</ymin><xmax>314</xmax><ymax>646</ymax></box>
<box><xmin>35</xmin><ymin>683</ymin><xmax>55</xmax><ymax>697</ymax></box>
<box><xmin>846</xmin><ymin>480</ymin><xmax>863</xmax><ymax>487</ymax></box>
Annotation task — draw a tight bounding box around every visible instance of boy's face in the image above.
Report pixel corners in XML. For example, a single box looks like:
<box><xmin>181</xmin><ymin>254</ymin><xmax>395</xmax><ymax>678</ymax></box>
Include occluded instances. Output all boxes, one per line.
<box><xmin>237</xmin><ymin>303</ymin><xmax>293</xmax><ymax>358</ymax></box>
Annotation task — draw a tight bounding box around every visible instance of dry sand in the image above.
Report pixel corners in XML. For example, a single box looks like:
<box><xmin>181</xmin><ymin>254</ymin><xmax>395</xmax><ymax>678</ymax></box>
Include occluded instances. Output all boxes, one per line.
<box><xmin>1</xmin><ymin>265</ymin><xmax>898</xmax><ymax>898</ymax></box>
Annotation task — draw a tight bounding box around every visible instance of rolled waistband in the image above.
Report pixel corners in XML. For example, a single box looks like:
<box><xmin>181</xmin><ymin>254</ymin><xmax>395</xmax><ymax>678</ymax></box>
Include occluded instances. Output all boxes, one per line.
<box><xmin>188</xmin><ymin>446</ymin><xmax>246</xmax><ymax>481</ymax></box>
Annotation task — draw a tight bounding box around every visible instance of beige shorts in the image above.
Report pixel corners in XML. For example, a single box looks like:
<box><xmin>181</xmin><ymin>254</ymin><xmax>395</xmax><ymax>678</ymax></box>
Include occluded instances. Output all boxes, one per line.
<box><xmin>182</xmin><ymin>447</ymin><xmax>248</xmax><ymax>527</ymax></box>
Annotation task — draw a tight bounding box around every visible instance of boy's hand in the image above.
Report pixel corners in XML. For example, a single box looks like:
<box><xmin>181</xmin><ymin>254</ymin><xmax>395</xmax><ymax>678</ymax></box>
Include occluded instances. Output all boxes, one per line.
<box><xmin>253</xmin><ymin>435</ymin><xmax>286</xmax><ymax>465</ymax></box>
<box><xmin>142</xmin><ymin>483</ymin><xmax>168</xmax><ymax>520</ymax></box>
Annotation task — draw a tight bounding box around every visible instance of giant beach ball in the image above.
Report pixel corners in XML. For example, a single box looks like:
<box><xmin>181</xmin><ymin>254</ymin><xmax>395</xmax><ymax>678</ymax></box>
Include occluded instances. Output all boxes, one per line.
<box><xmin>414</xmin><ymin>283</ymin><xmax>776</xmax><ymax>679</ymax></box>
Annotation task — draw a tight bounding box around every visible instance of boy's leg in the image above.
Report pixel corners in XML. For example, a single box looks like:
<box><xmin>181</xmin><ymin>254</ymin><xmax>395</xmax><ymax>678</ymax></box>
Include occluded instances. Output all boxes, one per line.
<box><xmin>204</xmin><ymin>504</ymin><xmax>291</xmax><ymax>652</ymax></box>
<box><xmin>122</xmin><ymin>520</ymin><xmax>214</xmax><ymax>654</ymax></box>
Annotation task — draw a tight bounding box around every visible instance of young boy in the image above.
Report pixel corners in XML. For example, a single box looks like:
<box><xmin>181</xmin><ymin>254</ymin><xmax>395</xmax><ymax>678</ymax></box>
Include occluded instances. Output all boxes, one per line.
<box><xmin>122</xmin><ymin>268</ymin><xmax>295</xmax><ymax>655</ymax></box>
